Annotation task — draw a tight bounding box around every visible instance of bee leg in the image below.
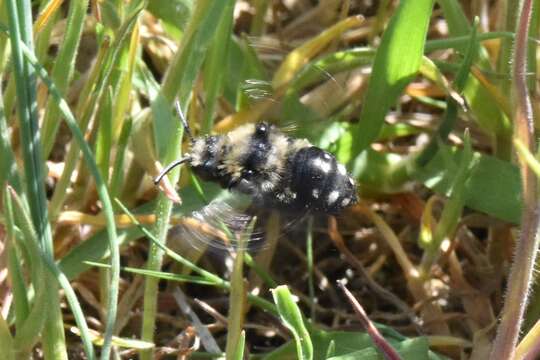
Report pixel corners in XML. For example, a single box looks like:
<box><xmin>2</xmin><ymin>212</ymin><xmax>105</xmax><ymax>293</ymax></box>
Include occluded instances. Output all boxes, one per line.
<box><xmin>226</xmin><ymin>177</ymin><xmax>240</xmax><ymax>190</ymax></box>
<box><xmin>232</xmin><ymin>178</ymin><xmax>257</xmax><ymax>196</ymax></box>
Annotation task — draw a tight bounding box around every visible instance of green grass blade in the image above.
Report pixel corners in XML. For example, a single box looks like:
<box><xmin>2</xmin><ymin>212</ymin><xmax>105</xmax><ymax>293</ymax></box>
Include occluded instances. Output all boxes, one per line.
<box><xmin>111</xmin><ymin>19</ymin><xmax>139</xmax><ymax>138</ymax></box>
<box><xmin>48</xmin><ymin>6</ymin><xmax>142</xmax><ymax>219</ymax></box>
<box><xmin>2</xmin><ymin>128</ymin><xmax>95</xmax><ymax>359</ymax></box>
<box><xmin>34</xmin><ymin>1</ymin><xmax>58</xmax><ymax>63</ymax></box>
<box><xmin>95</xmin><ymin>87</ymin><xmax>114</xmax><ymax>181</ymax></box>
<box><xmin>2</xmin><ymin>187</ymin><xmax>30</xmax><ymax>331</ymax></box>
<box><xmin>250</xmin><ymin>0</ymin><xmax>269</xmax><ymax>35</ymax></box>
<box><xmin>0</xmin><ymin>313</ymin><xmax>14</xmax><ymax>360</ymax></box>
<box><xmin>438</xmin><ymin>0</ymin><xmax>511</xmax><ymax>155</ymax></box>
<box><xmin>147</xmin><ymin>0</ymin><xmax>192</xmax><ymax>32</ymax></box>
<box><xmin>46</xmin><ymin>40</ymin><xmax>111</xmax><ymax>216</ymax></box>
<box><xmin>86</xmin><ymin>261</ymin><xmax>219</xmax><ymax>285</ymax></box>
<box><xmin>202</xmin><ymin>0</ymin><xmax>235</xmax><ymax>133</ymax></box>
<box><xmin>6</xmin><ymin>188</ymin><xmax>48</xmax><ymax>356</ymax></box>
<box><xmin>232</xmin><ymin>331</ymin><xmax>246</xmax><ymax>360</ymax></box>
<box><xmin>425</xmin><ymin>31</ymin><xmax>513</xmax><ymax>51</ymax></box>
<box><xmin>436</xmin><ymin>0</ymin><xmax>471</xmax><ymax>36</ymax></box>
<box><xmin>141</xmin><ymin>2</ymin><xmax>236</xmax><ymax>359</ymax></box>
<box><xmin>10</xmin><ymin>8</ymin><xmax>142</xmax><ymax>357</ymax></box>
<box><xmin>244</xmin><ymin>252</ymin><xmax>278</xmax><ymax>288</ymax></box>
<box><xmin>225</xmin><ymin>230</ymin><xmax>248</xmax><ymax>360</ymax></box>
<box><xmin>272</xmin><ymin>285</ymin><xmax>313</xmax><ymax>360</ymax></box>
<box><xmin>416</xmin><ymin>18</ymin><xmax>479</xmax><ymax>165</ymax></box>
<box><xmin>5</xmin><ymin>0</ymin><xmax>67</xmax><ymax>357</ymax></box>
<box><xmin>40</xmin><ymin>0</ymin><xmax>90</xmax><ymax>159</ymax></box>
<box><xmin>420</xmin><ymin>132</ymin><xmax>474</xmax><ymax>273</ymax></box>
<box><xmin>351</xmin><ymin>0</ymin><xmax>434</xmax><ymax>157</ymax></box>
<box><xmin>6</xmin><ymin>0</ymin><xmax>50</xmax><ymax>262</ymax></box>
<box><xmin>110</xmin><ymin>117</ymin><xmax>133</xmax><ymax>199</ymax></box>
<box><xmin>16</xmin><ymin>41</ymin><xmax>121</xmax><ymax>360</ymax></box>
<box><xmin>0</xmin><ymin>84</ymin><xmax>22</xmax><ymax>193</ymax></box>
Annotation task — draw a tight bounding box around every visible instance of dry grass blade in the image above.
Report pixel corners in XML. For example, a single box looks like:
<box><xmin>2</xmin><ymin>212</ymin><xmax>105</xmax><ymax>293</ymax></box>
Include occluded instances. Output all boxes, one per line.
<box><xmin>172</xmin><ymin>287</ymin><xmax>221</xmax><ymax>354</ymax></box>
<box><xmin>337</xmin><ymin>280</ymin><xmax>402</xmax><ymax>360</ymax></box>
<box><xmin>490</xmin><ymin>0</ymin><xmax>540</xmax><ymax>358</ymax></box>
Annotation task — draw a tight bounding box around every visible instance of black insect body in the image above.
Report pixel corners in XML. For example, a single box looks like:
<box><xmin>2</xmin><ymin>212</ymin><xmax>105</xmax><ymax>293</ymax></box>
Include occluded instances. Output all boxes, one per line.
<box><xmin>283</xmin><ymin>145</ymin><xmax>357</xmax><ymax>213</ymax></box>
<box><xmin>157</xmin><ymin>121</ymin><xmax>357</xmax><ymax>215</ymax></box>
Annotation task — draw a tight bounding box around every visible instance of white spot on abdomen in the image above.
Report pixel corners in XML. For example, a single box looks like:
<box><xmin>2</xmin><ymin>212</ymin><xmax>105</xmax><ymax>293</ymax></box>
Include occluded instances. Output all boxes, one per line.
<box><xmin>341</xmin><ymin>198</ymin><xmax>351</xmax><ymax>207</ymax></box>
<box><xmin>312</xmin><ymin>188</ymin><xmax>320</xmax><ymax>199</ymax></box>
<box><xmin>313</xmin><ymin>158</ymin><xmax>331</xmax><ymax>173</ymax></box>
<box><xmin>327</xmin><ymin>191</ymin><xmax>339</xmax><ymax>205</ymax></box>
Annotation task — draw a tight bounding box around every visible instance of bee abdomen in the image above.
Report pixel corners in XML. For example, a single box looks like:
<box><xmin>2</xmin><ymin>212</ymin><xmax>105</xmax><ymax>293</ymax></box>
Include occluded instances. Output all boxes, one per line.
<box><xmin>286</xmin><ymin>146</ymin><xmax>357</xmax><ymax>214</ymax></box>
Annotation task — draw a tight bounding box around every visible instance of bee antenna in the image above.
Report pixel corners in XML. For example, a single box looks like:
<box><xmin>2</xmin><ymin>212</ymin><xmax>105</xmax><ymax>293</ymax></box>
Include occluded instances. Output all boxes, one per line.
<box><xmin>175</xmin><ymin>100</ymin><xmax>194</xmax><ymax>142</ymax></box>
<box><xmin>154</xmin><ymin>156</ymin><xmax>191</xmax><ymax>185</ymax></box>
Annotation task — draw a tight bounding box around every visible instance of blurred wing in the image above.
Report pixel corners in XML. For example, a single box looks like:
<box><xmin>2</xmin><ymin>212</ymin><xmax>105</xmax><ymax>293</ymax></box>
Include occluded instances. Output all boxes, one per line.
<box><xmin>242</xmin><ymin>79</ymin><xmax>276</xmax><ymax>103</ymax></box>
<box><xmin>168</xmin><ymin>192</ymin><xmax>306</xmax><ymax>252</ymax></box>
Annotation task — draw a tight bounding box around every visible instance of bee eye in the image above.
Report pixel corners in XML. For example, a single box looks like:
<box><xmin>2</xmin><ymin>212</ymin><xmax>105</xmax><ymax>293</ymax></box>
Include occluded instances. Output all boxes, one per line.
<box><xmin>255</xmin><ymin>123</ymin><xmax>268</xmax><ymax>137</ymax></box>
<box><xmin>243</xmin><ymin>169</ymin><xmax>255</xmax><ymax>179</ymax></box>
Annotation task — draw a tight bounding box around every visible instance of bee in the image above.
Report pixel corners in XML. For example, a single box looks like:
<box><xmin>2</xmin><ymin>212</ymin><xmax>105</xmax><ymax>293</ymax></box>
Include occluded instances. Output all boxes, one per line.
<box><xmin>156</xmin><ymin>103</ymin><xmax>357</xmax><ymax>215</ymax></box>
<box><xmin>155</xmin><ymin>103</ymin><xmax>357</xmax><ymax>249</ymax></box>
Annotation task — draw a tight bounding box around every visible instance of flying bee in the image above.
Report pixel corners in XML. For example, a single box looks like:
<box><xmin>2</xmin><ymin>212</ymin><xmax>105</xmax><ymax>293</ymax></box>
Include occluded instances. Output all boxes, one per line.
<box><xmin>155</xmin><ymin>102</ymin><xmax>358</xmax><ymax>249</ymax></box>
